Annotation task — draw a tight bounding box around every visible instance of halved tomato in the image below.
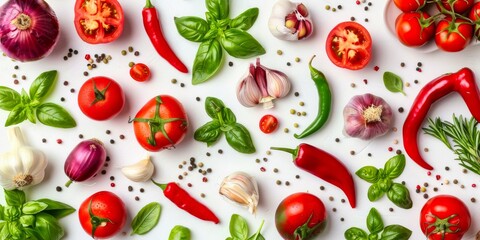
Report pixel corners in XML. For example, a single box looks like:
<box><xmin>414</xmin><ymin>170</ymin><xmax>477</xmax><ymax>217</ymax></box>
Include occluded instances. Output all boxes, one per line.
<box><xmin>325</xmin><ymin>21</ymin><xmax>372</xmax><ymax>70</ymax></box>
<box><xmin>74</xmin><ymin>0</ymin><xmax>124</xmax><ymax>44</ymax></box>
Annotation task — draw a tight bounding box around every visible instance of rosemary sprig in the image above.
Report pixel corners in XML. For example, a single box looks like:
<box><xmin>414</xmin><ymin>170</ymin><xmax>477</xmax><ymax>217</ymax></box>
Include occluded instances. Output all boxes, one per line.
<box><xmin>423</xmin><ymin>115</ymin><xmax>480</xmax><ymax>175</ymax></box>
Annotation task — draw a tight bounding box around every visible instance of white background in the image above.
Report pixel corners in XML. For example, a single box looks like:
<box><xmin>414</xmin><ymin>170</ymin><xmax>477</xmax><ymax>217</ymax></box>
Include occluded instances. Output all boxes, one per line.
<box><xmin>0</xmin><ymin>0</ymin><xmax>479</xmax><ymax>239</ymax></box>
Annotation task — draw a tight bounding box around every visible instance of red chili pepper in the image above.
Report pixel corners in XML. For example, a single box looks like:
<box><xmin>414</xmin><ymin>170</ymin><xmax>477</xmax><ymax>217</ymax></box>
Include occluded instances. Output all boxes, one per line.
<box><xmin>403</xmin><ymin>68</ymin><xmax>480</xmax><ymax>170</ymax></box>
<box><xmin>271</xmin><ymin>143</ymin><xmax>356</xmax><ymax>208</ymax></box>
<box><xmin>142</xmin><ymin>0</ymin><xmax>188</xmax><ymax>73</ymax></box>
<box><xmin>152</xmin><ymin>180</ymin><xmax>219</xmax><ymax>224</ymax></box>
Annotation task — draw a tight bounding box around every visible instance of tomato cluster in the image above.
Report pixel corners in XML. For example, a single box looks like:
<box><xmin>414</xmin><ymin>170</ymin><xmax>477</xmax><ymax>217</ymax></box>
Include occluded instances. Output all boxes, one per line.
<box><xmin>394</xmin><ymin>0</ymin><xmax>480</xmax><ymax>52</ymax></box>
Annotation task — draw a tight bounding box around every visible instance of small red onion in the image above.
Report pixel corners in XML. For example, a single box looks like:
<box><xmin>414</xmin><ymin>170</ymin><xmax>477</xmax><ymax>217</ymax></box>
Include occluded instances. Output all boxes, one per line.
<box><xmin>0</xmin><ymin>0</ymin><xmax>60</xmax><ymax>62</ymax></box>
<box><xmin>64</xmin><ymin>139</ymin><xmax>106</xmax><ymax>187</ymax></box>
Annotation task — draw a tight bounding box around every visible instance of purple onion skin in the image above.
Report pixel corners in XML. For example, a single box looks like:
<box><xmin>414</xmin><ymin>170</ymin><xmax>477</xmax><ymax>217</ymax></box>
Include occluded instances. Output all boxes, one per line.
<box><xmin>0</xmin><ymin>0</ymin><xmax>60</xmax><ymax>62</ymax></box>
<box><xmin>64</xmin><ymin>139</ymin><xmax>107</xmax><ymax>187</ymax></box>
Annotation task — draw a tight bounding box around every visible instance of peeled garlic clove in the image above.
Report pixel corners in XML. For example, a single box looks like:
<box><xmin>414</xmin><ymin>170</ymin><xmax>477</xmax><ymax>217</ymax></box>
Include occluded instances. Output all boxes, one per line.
<box><xmin>121</xmin><ymin>156</ymin><xmax>155</xmax><ymax>182</ymax></box>
<box><xmin>219</xmin><ymin>171</ymin><xmax>259</xmax><ymax>214</ymax></box>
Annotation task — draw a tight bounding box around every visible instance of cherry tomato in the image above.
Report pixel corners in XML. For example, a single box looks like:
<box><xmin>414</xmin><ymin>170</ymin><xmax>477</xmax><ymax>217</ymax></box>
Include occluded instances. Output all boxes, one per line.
<box><xmin>325</xmin><ymin>21</ymin><xmax>372</xmax><ymax>70</ymax></box>
<box><xmin>78</xmin><ymin>76</ymin><xmax>125</xmax><ymax>121</ymax></box>
<box><xmin>437</xmin><ymin>0</ymin><xmax>474</xmax><ymax>14</ymax></box>
<box><xmin>469</xmin><ymin>2</ymin><xmax>480</xmax><ymax>39</ymax></box>
<box><xmin>393</xmin><ymin>0</ymin><xmax>427</xmax><ymax>12</ymax></box>
<box><xmin>132</xmin><ymin>95</ymin><xmax>188</xmax><ymax>152</ymax></box>
<box><xmin>130</xmin><ymin>63</ymin><xmax>151</xmax><ymax>82</ymax></box>
<box><xmin>420</xmin><ymin>195</ymin><xmax>471</xmax><ymax>240</ymax></box>
<box><xmin>275</xmin><ymin>192</ymin><xmax>327</xmax><ymax>240</ymax></box>
<box><xmin>395</xmin><ymin>11</ymin><xmax>435</xmax><ymax>47</ymax></box>
<box><xmin>74</xmin><ymin>0</ymin><xmax>124</xmax><ymax>44</ymax></box>
<box><xmin>435</xmin><ymin>17</ymin><xmax>473</xmax><ymax>52</ymax></box>
<box><xmin>259</xmin><ymin>114</ymin><xmax>278</xmax><ymax>134</ymax></box>
<box><xmin>78</xmin><ymin>191</ymin><xmax>127</xmax><ymax>239</ymax></box>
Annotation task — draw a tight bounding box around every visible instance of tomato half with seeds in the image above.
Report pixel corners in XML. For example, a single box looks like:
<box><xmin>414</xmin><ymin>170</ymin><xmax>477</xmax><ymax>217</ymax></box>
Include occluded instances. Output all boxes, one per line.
<box><xmin>130</xmin><ymin>63</ymin><xmax>151</xmax><ymax>82</ymax></box>
<box><xmin>259</xmin><ymin>114</ymin><xmax>278</xmax><ymax>134</ymax></box>
<box><xmin>326</xmin><ymin>21</ymin><xmax>372</xmax><ymax>70</ymax></box>
<box><xmin>78</xmin><ymin>76</ymin><xmax>125</xmax><ymax>121</ymax></box>
<box><xmin>74</xmin><ymin>0</ymin><xmax>124</xmax><ymax>44</ymax></box>
<box><xmin>78</xmin><ymin>191</ymin><xmax>127</xmax><ymax>239</ymax></box>
<box><xmin>132</xmin><ymin>95</ymin><xmax>188</xmax><ymax>152</ymax></box>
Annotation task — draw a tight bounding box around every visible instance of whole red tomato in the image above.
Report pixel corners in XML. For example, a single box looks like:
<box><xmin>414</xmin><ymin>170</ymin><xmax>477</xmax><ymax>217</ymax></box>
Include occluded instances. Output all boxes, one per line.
<box><xmin>395</xmin><ymin>11</ymin><xmax>435</xmax><ymax>47</ymax></box>
<box><xmin>326</xmin><ymin>21</ymin><xmax>372</xmax><ymax>70</ymax></box>
<box><xmin>394</xmin><ymin>0</ymin><xmax>427</xmax><ymax>12</ymax></box>
<box><xmin>78</xmin><ymin>191</ymin><xmax>127</xmax><ymax>239</ymax></box>
<box><xmin>435</xmin><ymin>17</ymin><xmax>473</xmax><ymax>52</ymax></box>
<box><xmin>130</xmin><ymin>63</ymin><xmax>151</xmax><ymax>82</ymax></box>
<box><xmin>275</xmin><ymin>192</ymin><xmax>327</xmax><ymax>240</ymax></box>
<box><xmin>469</xmin><ymin>2</ymin><xmax>480</xmax><ymax>39</ymax></box>
<box><xmin>74</xmin><ymin>0</ymin><xmax>124</xmax><ymax>44</ymax></box>
<box><xmin>78</xmin><ymin>76</ymin><xmax>125</xmax><ymax>121</ymax></box>
<box><xmin>437</xmin><ymin>0</ymin><xmax>474</xmax><ymax>14</ymax></box>
<box><xmin>259</xmin><ymin>114</ymin><xmax>278</xmax><ymax>134</ymax></box>
<box><xmin>420</xmin><ymin>195</ymin><xmax>471</xmax><ymax>240</ymax></box>
<box><xmin>132</xmin><ymin>95</ymin><xmax>188</xmax><ymax>152</ymax></box>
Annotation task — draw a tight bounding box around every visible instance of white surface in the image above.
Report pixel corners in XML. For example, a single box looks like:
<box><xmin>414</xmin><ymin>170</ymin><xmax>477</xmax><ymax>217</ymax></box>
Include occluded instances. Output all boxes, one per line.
<box><xmin>0</xmin><ymin>0</ymin><xmax>479</xmax><ymax>239</ymax></box>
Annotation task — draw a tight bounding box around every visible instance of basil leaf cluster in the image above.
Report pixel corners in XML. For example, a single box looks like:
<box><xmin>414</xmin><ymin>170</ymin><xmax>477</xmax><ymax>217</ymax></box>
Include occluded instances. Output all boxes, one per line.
<box><xmin>174</xmin><ymin>0</ymin><xmax>265</xmax><ymax>84</ymax></box>
<box><xmin>0</xmin><ymin>70</ymin><xmax>76</xmax><ymax>128</ymax></box>
<box><xmin>356</xmin><ymin>154</ymin><xmax>413</xmax><ymax>209</ymax></box>
<box><xmin>0</xmin><ymin>189</ymin><xmax>75</xmax><ymax>240</ymax></box>
<box><xmin>194</xmin><ymin>97</ymin><xmax>255</xmax><ymax>154</ymax></box>
<box><xmin>345</xmin><ymin>208</ymin><xmax>412</xmax><ymax>240</ymax></box>
<box><xmin>226</xmin><ymin>214</ymin><xmax>264</xmax><ymax>240</ymax></box>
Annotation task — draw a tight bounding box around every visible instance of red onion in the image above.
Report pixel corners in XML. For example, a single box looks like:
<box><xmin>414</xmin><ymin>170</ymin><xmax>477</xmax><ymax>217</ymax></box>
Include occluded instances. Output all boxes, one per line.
<box><xmin>0</xmin><ymin>0</ymin><xmax>60</xmax><ymax>62</ymax></box>
<box><xmin>64</xmin><ymin>139</ymin><xmax>106</xmax><ymax>187</ymax></box>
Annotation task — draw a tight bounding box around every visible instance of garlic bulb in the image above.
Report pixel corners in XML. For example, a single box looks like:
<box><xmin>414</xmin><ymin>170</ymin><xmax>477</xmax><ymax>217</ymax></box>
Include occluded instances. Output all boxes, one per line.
<box><xmin>121</xmin><ymin>156</ymin><xmax>155</xmax><ymax>182</ymax></box>
<box><xmin>0</xmin><ymin>127</ymin><xmax>47</xmax><ymax>190</ymax></box>
<box><xmin>236</xmin><ymin>58</ymin><xmax>291</xmax><ymax>109</ymax></box>
<box><xmin>268</xmin><ymin>0</ymin><xmax>313</xmax><ymax>41</ymax></box>
<box><xmin>343</xmin><ymin>93</ymin><xmax>394</xmax><ymax>140</ymax></box>
<box><xmin>219</xmin><ymin>171</ymin><xmax>259</xmax><ymax>214</ymax></box>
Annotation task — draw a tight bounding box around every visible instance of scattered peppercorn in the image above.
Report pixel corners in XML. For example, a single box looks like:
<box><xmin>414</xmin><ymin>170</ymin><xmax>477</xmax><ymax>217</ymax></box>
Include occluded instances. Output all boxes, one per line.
<box><xmin>320</xmin><ymin>186</ymin><xmax>325</xmax><ymax>190</ymax></box>
<box><xmin>135</xmin><ymin>196</ymin><xmax>140</xmax><ymax>201</ymax></box>
<box><xmin>398</xmin><ymin>107</ymin><xmax>404</xmax><ymax>113</ymax></box>
<box><xmin>294</xmin><ymin>92</ymin><xmax>300</xmax><ymax>97</ymax></box>
<box><xmin>471</xmin><ymin>197</ymin><xmax>476</xmax><ymax>203</ymax></box>
<box><xmin>196</xmin><ymin>97</ymin><xmax>201</xmax><ymax>102</ymax></box>
<box><xmin>42</xmin><ymin>138</ymin><xmax>47</xmax><ymax>143</ymax></box>
<box><xmin>276</xmin><ymin>180</ymin><xmax>282</xmax><ymax>185</ymax></box>
<box><xmin>286</xmin><ymin>62</ymin><xmax>291</xmax><ymax>66</ymax></box>
<box><xmin>277</xmin><ymin>50</ymin><xmax>283</xmax><ymax>55</ymax></box>
<box><xmin>228</xmin><ymin>61</ymin><xmax>233</xmax><ymax>67</ymax></box>
<box><xmin>128</xmin><ymin>186</ymin><xmax>133</xmax><ymax>192</ymax></box>
<box><xmin>56</xmin><ymin>186</ymin><xmax>62</xmax><ymax>192</ymax></box>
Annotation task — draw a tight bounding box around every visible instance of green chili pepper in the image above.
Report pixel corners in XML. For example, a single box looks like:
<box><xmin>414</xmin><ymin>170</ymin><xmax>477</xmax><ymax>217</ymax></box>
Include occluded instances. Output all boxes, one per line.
<box><xmin>294</xmin><ymin>55</ymin><xmax>332</xmax><ymax>139</ymax></box>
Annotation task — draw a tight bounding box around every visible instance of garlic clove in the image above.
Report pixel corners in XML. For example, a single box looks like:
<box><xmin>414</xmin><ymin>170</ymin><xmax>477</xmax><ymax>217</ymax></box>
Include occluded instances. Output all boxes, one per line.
<box><xmin>236</xmin><ymin>67</ymin><xmax>263</xmax><ymax>108</ymax></box>
<box><xmin>219</xmin><ymin>171</ymin><xmax>259</xmax><ymax>214</ymax></box>
<box><xmin>265</xmin><ymin>68</ymin><xmax>291</xmax><ymax>99</ymax></box>
<box><xmin>296</xmin><ymin>3</ymin><xmax>308</xmax><ymax>17</ymax></box>
<box><xmin>284</xmin><ymin>12</ymin><xmax>298</xmax><ymax>30</ymax></box>
<box><xmin>121</xmin><ymin>156</ymin><xmax>155</xmax><ymax>182</ymax></box>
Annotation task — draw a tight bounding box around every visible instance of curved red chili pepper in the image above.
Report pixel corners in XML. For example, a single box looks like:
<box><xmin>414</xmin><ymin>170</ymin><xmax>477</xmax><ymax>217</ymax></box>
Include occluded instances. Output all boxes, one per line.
<box><xmin>271</xmin><ymin>143</ymin><xmax>356</xmax><ymax>208</ymax></box>
<box><xmin>403</xmin><ymin>68</ymin><xmax>480</xmax><ymax>170</ymax></box>
<box><xmin>143</xmin><ymin>0</ymin><xmax>188</xmax><ymax>73</ymax></box>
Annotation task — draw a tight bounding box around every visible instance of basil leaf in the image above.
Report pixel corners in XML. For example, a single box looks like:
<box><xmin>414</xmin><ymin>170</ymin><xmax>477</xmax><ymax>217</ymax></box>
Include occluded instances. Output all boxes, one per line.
<box><xmin>230</xmin><ymin>8</ymin><xmax>259</xmax><ymax>30</ymax></box>
<box><xmin>36</xmin><ymin>103</ymin><xmax>76</xmax><ymax>128</ymax></box>
<box><xmin>378</xmin><ymin>178</ymin><xmax>393</xmax><ymax>192</ymax></box>
<box><xmin>220</xmin><ymin>28</ymin><xmax>265</xmax><ymax>59</ymax></box>
<box><xmin>35</xmin><ymin>199</ymin><xmax>75</xmax><ymax>219</ymax></box>
<box><xmin>168</xmin><ymin>225</ymin><xmax>191</xmax><ymax>240</ymax></box>
<box><xmin>366</xmin><ymin>208</ymin><xmax>384</xmax><ymax>235</ymax></box>
<box><xmin>5</xmin><ymin>104</ymin><xmax>27</xmax><ymax>127</ymax></box>
<box><xmin>35</xmin><ymin>213</ymin><xmax>64</xmax><ymax>240</ymax></box>
<box><xmin>22</xmin><ymin>201</ymin><xmax>48</xmax><ymax>215</ymax></box>
<box><xmin>131</xmin><ymin>202</ymin><xmax>162</xmax><ymax>235</ymax></box>
<box><xmin>383</xmin><ymin>154</ymin><xmax>406</xmax><ymax>179</ymax></box>
<box><xmin>205</xmin><ymin>96</ymin><xmax>226</xmax><ymax>119</ymax></box>
<box><xmin>0</xmin><ymin>86</ymin><xmax>21</xmax><ymax>111</ymax></box>
<box><xmin>29</xmin><ymin>70</ymin><xmax>57</xmax><ymax>101</ymax></box>
<box><xmin>344</xmin><ymin>227</ymin><xmax>368</xmax><ymax>240</ymax></box>
<box><xmin>23</xmin><ymin>227</ymin><xmax>43</xmax><ymax>240</ymax></box>
<box><xmin>4</xmin><ymin>189</ymin><xmax>26</xmax><ymax>207</ymax></box>
<box><xmin>0</xmin><ymin>222</ymin><xmax>10</xmax><ymax>239</ymax></box>
<box><xmin>20</xmin><ymin>215</ymin><xmax>36</xmax><ymax>227</ymax></box>
<box><xmin>225</xmin><ymin>123</ymin><xmax>256</xmax><ymax>154</ymax></box>
<box><xmin>206</xmin><ymin>0</ymin><xmax>229</xmax><ymax>20</ymax></box>
<box><xmin>229</xmin><ymin>214</ymin><xmax>249</xmax><ymax>239</ymax></box>
<box><xmin>355</xmin><ymin>166</ymin><xmax>379</xmax><ymax>183</ymax></box>
<box><xmin>194</xmin><ymin>120</ymin><xmax>222</xmax><ymax>145</ymax></box>
<box><xmin>203</xmin><ymin>28</ymin><xmax>218</xmax><ymax>40</ymax></box>
<box><xmin>205</xmin><ymin>11</ymin><xmax>216</xmax><ymax>24</ymax></box>
<box><xmin>386</xmin><ymin>183</ymin><xmax>412</xmax><ymax>209</ymax></box>
<box><xmin>9</xmin><ymin>220</ymin><xmax>25</xmax><ymax>239</ymax></box>
<box><xmin>380</xmin><ymin>225</ymin><xmax>412</xmax><ymax>240</ymax></box>
<box><xmin>367</xmin><ymin>183</ymin><xmax>384</xmax><ymax>202</ymax></box>
<box><xmin>222</xmin><ymin>107</ymin><xmax>236</xmax><ymax>125</ymax></box>
<box><xmin>192</xmin><ymin>39</ymin><xmax>223</xmax><ymax>85</ymax></box>
<box><xmin>383</xmin><ymin>71</ymin><xmax>406</xmax><ymax>96</ymax></box>
<box><xmin>248</xmin><ymin>233</ymin><xmax>265</xmax><ymax>240</ymax></box>
<box><xmin>174</xmin><ymin>16</ymin><xmax>209</xmax><ymax>42</ymax></box>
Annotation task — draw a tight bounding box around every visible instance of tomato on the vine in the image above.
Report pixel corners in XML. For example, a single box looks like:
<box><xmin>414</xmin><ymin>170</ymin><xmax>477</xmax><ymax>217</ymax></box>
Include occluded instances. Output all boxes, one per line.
<box><xmin>325</xmin><ymin>21</ymin><xmax>372</xmax><ymax>70</ymax></box>
<box><xmin>419</xmin><ymin>195</ymin><xmax>471</xmax><ymax>240</ymax></box>
<box><xmin>74</xmin><ymin>0</ymin><xmax>124</xmax><ymax>44</ymax></box>
<box><xmin>130</xmin><ymin>63</ymin><xmax>151</xmax><ymax>82</ymax></box>
<box><xmin>78</xmin><ymin>76</ymin><xmax>125</xmax><ymax>121</ymax></box>
<box><xmin>259</xmin><ymin>114</ymin><xmax>278</xmax><ymax>134</ymax></box>
<box><xmin>395</xmin><ymin>11</ymin><xmax>435</xmax><ymax>47</ymax></box>
<box><xmin>131</xmin><ymin>95</ymin><xmax>188</xmax><ymax>152</ymax></box>
<box><xmin>275</xmin><ymin>192</ymin><xmax>327</xmax><ymax>240</ymax></box>
<box><xmin>435</xmin><ymin>17</ymin><xmax>473</xmax><ymax>52</ymax></box>
<box><xmin>394</xmin><ymin>0</ymin><xmax>427</xmax><ymax>12</ymax></box>
<box><xmin>469</xmin><ymin>2</ymin><xmax>480</xmax><ymax>39</ymax></box>
<box><xmin>437</xmin><ymin>0</ymin><xmax>474</xmax><ymax>14</ymax></box>
<box><xmin>78</xmin><ymin>191</ymin><xmax>127</xmax><ymax>239</ymax></box>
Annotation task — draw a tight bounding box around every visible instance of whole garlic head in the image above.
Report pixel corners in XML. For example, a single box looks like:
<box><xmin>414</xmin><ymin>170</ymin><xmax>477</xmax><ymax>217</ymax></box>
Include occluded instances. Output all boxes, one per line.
<box><xmin>268</xmin><ymin>0</ymin><xmax>313</xmax><ymax>41</ymax></box>
<box><xmin>219</xmin><ymin>171</ymin><xmax>259</xmax><ymax>214</ymax></box>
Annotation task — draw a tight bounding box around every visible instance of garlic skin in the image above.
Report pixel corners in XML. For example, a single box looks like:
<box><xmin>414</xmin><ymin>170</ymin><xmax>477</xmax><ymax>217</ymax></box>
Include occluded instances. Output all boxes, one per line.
<box><xmin>219</xmin><ymin>171</ymin><xmax>259</xmax><ymax>214</ymax></box>
<box><xmin>121</xmin><ymin>156</ymin><xmax>155</xmax><ymax>182</ymax></box>
<box><xmin>0</xmin><ymin>127</ymin><xmax>47</xmax><ymax>190</ymax></box>
<box><xmin>343</xmin><ymin>93</ymin><xmax>393</xmax><ymax>140</ymax></box>
<box><xmin>268</xmin><ymin>0</ymin><xmax>313</xmax><ymax>41</ymax></box>
<box><xmin>236</xmin><ymin>58</ymin><xmax>291</xmax><ymax>109</ymax></box>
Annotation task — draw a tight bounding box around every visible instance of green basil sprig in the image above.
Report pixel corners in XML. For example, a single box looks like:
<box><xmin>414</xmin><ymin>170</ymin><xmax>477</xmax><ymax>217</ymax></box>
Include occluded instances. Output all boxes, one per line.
<box><xmin>0</xmin><ymin>70</ymin><xmax>76</xmax><ymax>128</ymax></box>
<box><xmin>195</xmin><ymin>97</ymin><xmax>255</xmax><ymax>153</ymax></box>
<box><xmin>356</xmin><ymin>154</ymin><xmax>413</xmax><ymax>209</ymax></box>
<box><xmin>174</xmin><ymin>0</ymin><xmax>265</xmax><ymax>84</ymax></box>
<box><xmin>344</xmin><ymin>208</ymin><xmax>412</xmax><ymax>240</ymax></box>
<box><xmin>0</xmin><ymin>189</ymin><xmax>75</xmax><ymax>240</ymax></box>
<box><xmin>168</xmin><ymin>225</ymin><xmax>191</xmax><ymax>240</ymax></box>
<box><xmin>226</xmin><ymin>214</ymin><xmax>265</xmax><ymax>240</ymax></box>
<box><xmin>131</xmin><ymin>202</ymin><xmax>162</xmax><ymax>235</ymax></box>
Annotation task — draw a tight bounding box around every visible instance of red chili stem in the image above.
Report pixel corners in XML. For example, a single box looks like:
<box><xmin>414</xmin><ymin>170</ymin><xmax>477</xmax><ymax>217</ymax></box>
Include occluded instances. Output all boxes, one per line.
<box><xmin>142</xmin><ymin>0</ymin><xmax>188</xmax><ymax>73</ymax></box>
